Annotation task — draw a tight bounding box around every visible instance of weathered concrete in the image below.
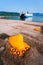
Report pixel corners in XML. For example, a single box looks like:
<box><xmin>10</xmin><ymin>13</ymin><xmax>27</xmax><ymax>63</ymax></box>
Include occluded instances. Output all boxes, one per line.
<box><xmin>0</xmin><ymin>19</ymin><xmax>43</xmax><ymax>65</ymax></box>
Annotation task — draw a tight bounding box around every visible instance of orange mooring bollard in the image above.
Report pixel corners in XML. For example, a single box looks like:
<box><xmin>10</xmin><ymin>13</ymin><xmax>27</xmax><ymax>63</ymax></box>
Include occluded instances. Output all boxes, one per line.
<box><xmin>8</xmin><ymin>34</ymin><xmax>31</xmax><ymax>56</ymax></box>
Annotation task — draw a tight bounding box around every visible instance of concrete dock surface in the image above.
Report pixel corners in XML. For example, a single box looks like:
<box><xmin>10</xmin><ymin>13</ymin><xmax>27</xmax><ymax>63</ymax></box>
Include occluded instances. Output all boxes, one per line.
<box><xmin>0</xmin><ymin>19</ymin><xmax>43</xmax><ymax>65</ymax></box>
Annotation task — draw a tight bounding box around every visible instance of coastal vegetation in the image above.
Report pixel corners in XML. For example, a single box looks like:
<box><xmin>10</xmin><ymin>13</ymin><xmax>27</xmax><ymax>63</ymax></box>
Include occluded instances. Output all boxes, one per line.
<box><xmin>0</xmin><ymin>11</ymin><xmax>20</xmax><ymax>19</ymax></box>
<box><xmin>0</xmin><ymin>11</ymin><xmax>20</xmax><ymax>16</ymax></box>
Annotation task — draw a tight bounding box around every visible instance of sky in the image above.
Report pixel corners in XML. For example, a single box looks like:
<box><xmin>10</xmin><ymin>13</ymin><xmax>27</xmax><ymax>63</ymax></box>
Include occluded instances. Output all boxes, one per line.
<box><xmin>0</xmin><ymin>0</ymin><xmax>43</xmax><ymax>13</ymax></box>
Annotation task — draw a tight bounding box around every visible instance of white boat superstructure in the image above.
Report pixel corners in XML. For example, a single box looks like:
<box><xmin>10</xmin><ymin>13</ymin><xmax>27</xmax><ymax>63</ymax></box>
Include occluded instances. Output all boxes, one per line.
<box><xmin>25</xmin><ymin>13</ymin><xmax>33</xmax><ymax>21</ymax></box>
<box><xmin>25</xmin><ymin>13</ymin><xmax>33</xmax><ymax>17</ymax></box>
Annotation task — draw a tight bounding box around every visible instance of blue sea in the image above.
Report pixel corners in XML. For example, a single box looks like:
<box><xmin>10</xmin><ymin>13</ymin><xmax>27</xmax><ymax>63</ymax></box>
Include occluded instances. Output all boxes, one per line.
<box><xmin>7</xmin><ymin>13</ymin><xmax>43</xmax><ymax>23</ymax></box>
<box><xmin>0</xmin><ymin>13</ymin><xmax>43</xmax><ymax>23</ymax></box>
<box><xmin>32</xmin><ymin>13</ymin><xmax>43</xmax><ymax>22</ymax></box>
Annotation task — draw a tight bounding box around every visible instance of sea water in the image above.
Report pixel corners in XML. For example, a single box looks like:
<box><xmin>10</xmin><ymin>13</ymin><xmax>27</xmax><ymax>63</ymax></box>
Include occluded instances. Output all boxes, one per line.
<box><xmin>0</xmin><ymin>13</ymin><xmax>43</xmax><ymax>22</ymax></box>
<box><xmin>32</xmin><ymin>13</ymin><xmax>43</xmax><ymax>22</ymax></box>
<box><xmin>9</xmin><ymin>13</ymin><xmax>43</xmax><ymax>22</ymax></box>
<box><xmin>25</xmin><ymin>13</ymin><xmax>43</xmax><ymax>22</ymax></box>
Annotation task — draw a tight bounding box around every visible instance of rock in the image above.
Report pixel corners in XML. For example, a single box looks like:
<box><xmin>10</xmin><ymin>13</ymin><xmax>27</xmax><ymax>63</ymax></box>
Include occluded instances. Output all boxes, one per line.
<box><xmin>0</xmin><ymin>33</ymin><xmax>10</xmax><ymax>40</ymax></box>
<box><xmin>0</xmin><ymin>39</ymin><xmax>6</xmax><ymax>53</ymax></box>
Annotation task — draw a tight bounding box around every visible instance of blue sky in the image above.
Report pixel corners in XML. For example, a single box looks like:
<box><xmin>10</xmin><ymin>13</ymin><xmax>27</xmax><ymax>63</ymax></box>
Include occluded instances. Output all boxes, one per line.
<box><xmin>0</xmin><ymin>0</ymin><xmax>43</xmax><ymax>13</ymax></box>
